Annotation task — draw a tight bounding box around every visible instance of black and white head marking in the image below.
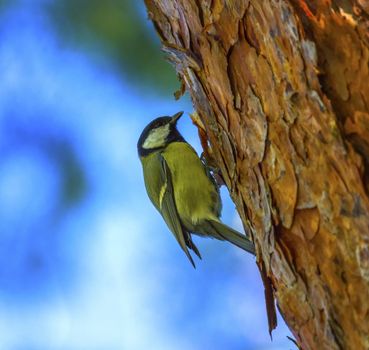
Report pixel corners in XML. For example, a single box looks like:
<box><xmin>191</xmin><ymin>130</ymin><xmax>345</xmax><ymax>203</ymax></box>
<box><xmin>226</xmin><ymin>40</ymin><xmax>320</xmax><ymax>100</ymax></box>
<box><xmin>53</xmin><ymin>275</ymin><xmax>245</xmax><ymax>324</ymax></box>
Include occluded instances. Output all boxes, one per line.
<box><xmin>142</xmin><ymin>120</ymin><xmax>171</xmax><ymax>149</ymax></box>
<box><xmin>137</xmin><ymin>113</ymin><xmax>185</xmax><ymax>157</ymax></box>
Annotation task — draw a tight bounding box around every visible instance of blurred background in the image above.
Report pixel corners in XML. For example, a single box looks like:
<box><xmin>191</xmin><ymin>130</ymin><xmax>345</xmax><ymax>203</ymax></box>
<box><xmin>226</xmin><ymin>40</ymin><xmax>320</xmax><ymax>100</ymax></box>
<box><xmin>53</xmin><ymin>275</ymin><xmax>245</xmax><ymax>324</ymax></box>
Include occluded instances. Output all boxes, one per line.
<box><xmin>0</xmin><ymin>0</ymin><xmax>293</xmax><ymax>349</ymax></box>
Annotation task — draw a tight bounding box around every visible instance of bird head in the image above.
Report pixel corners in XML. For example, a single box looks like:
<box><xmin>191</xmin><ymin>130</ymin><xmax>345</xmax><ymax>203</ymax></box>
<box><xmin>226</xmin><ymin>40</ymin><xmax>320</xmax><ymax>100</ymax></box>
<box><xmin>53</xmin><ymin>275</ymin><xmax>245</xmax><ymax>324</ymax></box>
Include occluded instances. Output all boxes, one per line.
<box><xmin>137</xmin><ymin>111</ymin><xmax>184</xmax><ymax>157</ymax></box>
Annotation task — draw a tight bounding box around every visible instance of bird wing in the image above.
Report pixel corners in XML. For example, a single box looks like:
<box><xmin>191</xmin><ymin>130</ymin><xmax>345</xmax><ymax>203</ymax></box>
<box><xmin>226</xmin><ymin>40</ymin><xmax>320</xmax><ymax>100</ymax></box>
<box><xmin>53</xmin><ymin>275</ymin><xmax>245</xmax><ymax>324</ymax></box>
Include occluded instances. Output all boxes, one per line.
<box><xmin>156</xmin><ymin>153</ymin><xmax>197</xmax><ymax>267</ymax></box>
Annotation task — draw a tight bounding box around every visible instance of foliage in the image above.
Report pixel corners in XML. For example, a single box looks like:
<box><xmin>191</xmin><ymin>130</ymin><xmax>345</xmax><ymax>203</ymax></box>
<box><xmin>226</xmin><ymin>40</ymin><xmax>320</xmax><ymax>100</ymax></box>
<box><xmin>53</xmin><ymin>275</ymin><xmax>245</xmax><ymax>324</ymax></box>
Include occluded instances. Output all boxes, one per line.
<box><xmin>46</xmin><ymin>0</ymin><xmax>178</xmax><ymax>93</ymax></box>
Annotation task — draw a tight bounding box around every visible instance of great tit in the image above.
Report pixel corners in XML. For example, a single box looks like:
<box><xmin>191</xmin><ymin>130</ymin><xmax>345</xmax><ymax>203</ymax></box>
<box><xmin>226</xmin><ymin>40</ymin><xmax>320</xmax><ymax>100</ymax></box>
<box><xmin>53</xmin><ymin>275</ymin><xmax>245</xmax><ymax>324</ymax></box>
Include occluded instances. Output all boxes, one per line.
<box><xmin>137</xmin><ymin>111</ymin><xmax>255</xmax><ymax>267</ymax></box>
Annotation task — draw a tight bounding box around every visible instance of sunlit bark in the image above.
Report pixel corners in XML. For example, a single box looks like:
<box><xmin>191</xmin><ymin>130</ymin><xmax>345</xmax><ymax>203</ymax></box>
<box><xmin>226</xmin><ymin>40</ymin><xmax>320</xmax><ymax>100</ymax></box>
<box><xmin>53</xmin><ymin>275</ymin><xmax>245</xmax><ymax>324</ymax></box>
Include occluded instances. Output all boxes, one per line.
<box><xmin>144</xmin><ymin>1</ymin><xmax>369</xmax><ymax>349</ymax></box>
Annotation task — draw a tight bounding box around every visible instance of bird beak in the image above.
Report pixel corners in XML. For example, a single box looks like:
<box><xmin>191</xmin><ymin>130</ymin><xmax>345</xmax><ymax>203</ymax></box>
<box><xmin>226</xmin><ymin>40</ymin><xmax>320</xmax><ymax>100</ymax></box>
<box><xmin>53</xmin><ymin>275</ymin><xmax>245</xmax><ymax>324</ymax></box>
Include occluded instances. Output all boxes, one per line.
<box><xmin>170</xmin><ymin>111</ymin><xmax>184</xmax><ymax>124</ymax></box>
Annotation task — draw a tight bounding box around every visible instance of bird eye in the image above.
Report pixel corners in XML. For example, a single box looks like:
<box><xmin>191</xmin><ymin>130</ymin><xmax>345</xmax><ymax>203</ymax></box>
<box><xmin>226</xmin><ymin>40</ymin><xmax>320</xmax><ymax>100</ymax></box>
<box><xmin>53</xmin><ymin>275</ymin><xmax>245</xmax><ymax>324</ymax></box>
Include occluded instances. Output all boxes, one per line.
<box><xmin>153</xmin><ymin>120</ymin><xmax>166</xmax><ymax>128</ymax></box>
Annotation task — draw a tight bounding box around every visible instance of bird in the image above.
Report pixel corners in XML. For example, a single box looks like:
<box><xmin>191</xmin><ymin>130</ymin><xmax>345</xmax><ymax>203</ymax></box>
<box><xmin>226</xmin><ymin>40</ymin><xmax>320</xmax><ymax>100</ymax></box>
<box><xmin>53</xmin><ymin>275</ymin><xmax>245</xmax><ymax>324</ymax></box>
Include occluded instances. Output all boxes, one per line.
<box><xmin>137</xmin><ymin>111</ymin><xmax>255</xmax><ymax>267</ymax></box>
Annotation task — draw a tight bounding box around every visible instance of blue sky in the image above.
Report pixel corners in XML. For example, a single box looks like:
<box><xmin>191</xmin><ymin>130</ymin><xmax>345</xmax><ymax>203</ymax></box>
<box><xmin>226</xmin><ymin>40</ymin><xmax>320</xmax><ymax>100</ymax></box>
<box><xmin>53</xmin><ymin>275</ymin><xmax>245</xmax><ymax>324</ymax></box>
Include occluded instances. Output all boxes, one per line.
<box><xmin>0</xmin><ymin>1</ymin><xmax>292</xmax><ymax>349</ymax></box>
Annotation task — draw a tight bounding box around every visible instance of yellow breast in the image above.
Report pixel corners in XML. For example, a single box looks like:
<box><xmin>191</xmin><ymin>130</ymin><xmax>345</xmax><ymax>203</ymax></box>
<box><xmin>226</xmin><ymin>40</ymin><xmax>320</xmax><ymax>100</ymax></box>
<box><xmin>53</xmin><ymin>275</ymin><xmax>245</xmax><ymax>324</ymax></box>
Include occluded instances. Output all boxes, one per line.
<box><xmin>162</xmin><ymin>142</ymin><xmax>220</xmax><ymax>224</ymax></box>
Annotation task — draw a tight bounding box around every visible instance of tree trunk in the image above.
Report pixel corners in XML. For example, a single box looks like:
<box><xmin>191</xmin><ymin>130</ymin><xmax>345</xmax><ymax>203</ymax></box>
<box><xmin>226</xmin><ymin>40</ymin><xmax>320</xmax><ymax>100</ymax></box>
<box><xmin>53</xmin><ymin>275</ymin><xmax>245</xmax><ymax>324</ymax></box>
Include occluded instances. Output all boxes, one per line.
<box><xmin>143</xmin><ymin>1</ymin><xmax>369</xmax><ymax>349</ymax></box>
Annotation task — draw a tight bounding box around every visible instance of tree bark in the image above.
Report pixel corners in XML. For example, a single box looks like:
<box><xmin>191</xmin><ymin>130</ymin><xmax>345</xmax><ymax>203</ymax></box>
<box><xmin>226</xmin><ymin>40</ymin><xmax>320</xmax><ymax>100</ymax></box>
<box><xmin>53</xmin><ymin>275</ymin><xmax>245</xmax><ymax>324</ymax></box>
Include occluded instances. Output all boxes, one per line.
<box><xmin>143</xmin><ymin>1</ymin><xmax>369</xmax><ymax>349</ymax></box>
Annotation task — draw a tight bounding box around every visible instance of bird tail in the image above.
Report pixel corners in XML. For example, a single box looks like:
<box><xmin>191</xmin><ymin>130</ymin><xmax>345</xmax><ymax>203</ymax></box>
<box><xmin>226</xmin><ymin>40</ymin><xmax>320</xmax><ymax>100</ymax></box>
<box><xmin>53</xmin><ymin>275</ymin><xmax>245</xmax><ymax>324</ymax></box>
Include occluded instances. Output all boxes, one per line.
<box><xmin>207</xmin><ymin>220</ymin><xmax>255</xmax><ymax>255</ymax></box>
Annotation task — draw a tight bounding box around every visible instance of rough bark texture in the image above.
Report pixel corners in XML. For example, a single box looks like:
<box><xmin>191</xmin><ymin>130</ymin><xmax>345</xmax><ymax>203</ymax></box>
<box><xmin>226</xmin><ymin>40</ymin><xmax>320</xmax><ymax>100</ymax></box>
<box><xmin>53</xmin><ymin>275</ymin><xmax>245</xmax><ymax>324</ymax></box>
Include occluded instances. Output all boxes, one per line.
<box><xmin>143</xmin><ymin>1</ymin><xmax>369</xmax><ymax>349</ymax></box>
